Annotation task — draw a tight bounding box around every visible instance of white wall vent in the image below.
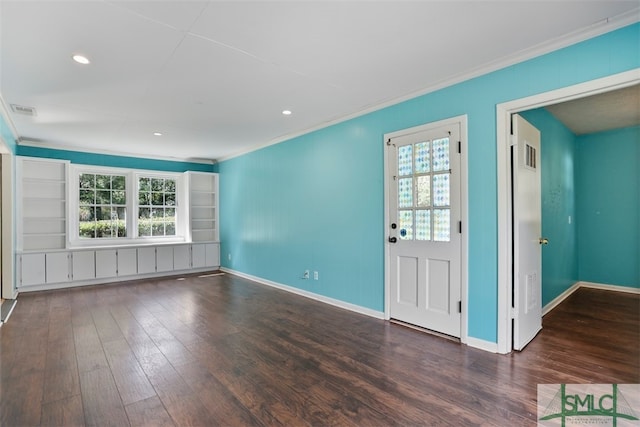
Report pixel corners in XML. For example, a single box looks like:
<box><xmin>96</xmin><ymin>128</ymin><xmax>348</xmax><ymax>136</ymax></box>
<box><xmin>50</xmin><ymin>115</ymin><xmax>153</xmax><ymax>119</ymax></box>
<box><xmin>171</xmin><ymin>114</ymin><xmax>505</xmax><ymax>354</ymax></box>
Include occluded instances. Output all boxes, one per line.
<box><xmin>10</xmin><ymin>104</ymin><xmax>37</xmax><ymax>116</ymax></box>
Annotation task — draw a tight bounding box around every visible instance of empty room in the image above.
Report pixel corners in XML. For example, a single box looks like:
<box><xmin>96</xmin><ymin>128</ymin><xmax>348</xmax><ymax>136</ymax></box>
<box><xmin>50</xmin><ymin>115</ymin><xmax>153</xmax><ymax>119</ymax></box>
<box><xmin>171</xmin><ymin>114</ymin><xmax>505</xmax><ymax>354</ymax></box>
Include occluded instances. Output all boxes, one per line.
<box><xmin>1</xmin><ymin>1</ymin><xmax>639</xmax><ymax>426</ymax></box>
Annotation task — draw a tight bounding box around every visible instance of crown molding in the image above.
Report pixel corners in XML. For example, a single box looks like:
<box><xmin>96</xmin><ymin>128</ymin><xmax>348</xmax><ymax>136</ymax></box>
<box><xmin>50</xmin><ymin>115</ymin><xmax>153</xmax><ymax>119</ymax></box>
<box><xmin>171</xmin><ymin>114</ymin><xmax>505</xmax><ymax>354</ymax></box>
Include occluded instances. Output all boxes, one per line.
<box><xmin>217</xmin><ymin>9</ymin><xmax>639</xmax><ymax>162</ymax></box>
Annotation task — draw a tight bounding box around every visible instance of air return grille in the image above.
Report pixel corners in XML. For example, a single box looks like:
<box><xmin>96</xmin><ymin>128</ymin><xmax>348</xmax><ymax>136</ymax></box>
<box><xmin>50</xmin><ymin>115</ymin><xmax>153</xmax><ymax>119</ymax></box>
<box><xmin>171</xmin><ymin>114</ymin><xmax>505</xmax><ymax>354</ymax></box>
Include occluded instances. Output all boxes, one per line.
<box><xmin>10</xmin><ymin>104</ymin><xmax>37</xmax><ymax>116</ymax></box>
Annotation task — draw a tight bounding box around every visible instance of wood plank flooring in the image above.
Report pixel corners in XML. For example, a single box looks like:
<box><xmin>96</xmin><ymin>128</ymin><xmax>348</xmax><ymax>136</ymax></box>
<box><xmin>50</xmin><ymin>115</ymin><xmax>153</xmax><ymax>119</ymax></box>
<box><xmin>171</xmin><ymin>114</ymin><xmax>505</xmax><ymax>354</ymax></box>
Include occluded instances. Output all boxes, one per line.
<box><xmin>1</xmin><ymin>274</ymin><xmax>638</xmax><ymax>426</ymax></box>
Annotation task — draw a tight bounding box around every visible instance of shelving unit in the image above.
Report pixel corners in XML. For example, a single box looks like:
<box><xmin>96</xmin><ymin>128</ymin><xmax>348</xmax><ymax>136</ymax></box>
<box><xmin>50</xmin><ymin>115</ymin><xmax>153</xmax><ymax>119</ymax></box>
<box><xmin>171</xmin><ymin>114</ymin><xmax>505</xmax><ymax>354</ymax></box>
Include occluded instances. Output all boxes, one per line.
<box><xmin>14</xmin><ymin>162</ymin><xmax>222</xmax><ymax>292</ymax></box>
<box><xmin>187</xmin><ymin>172</ymin><xmax>219</xmax><ymax>242</ymax></box>
<box><xmin>18</xmin><ymin>158</ymin><xmax>69</xmax><ymax>251</ymax></box>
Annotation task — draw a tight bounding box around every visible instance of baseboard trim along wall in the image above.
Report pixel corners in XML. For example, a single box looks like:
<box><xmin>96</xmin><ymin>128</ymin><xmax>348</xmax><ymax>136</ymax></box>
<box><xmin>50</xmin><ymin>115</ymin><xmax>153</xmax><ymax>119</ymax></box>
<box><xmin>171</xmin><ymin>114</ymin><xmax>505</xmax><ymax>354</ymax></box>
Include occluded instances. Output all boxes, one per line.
<box><xmin>542</xmin><ymin>282</ymin><xmax>582</xmax><ymax>316</ymax></box>
<box><xmin>543</xmin><ymin>281</ymin><xmax>640</xmax><ymax>316</ymax></box>
<box><xmin>221</xmin><ymin>268</ymin><xmax>386</xmax><ymax>320</ymax></box>
<box><xmin>578</xmin><ymin>281</ymin><xmax>640</xmax><ymax>294</ymax></box>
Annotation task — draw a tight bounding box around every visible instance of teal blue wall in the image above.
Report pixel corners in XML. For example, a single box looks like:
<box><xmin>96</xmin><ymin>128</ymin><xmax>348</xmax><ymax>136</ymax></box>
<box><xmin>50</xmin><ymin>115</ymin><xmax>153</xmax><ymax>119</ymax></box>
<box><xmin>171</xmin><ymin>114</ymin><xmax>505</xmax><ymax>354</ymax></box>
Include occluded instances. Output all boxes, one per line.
<box><xmin>16</xmin><ymin>145</ymin><xmax>215</xmax><ymax>173</ymax></box>
<box><xmin>576</xmin><ymin>126</ymin><xmax>640</xmax><ymax>287</ymax></box>
<box><xmin>0</xmin><ymin>113</ymin><xmax>17</xmax><ymax>153</ymax></box>
<box><xmin>219</xmin><ymin>24</ymin><xmax>640</xmax><ymax>343</ymax></box>
<box><xmin>520</xmin><ymin>109</ymin><xmax>579</xmax><ymax>306</ymax></box>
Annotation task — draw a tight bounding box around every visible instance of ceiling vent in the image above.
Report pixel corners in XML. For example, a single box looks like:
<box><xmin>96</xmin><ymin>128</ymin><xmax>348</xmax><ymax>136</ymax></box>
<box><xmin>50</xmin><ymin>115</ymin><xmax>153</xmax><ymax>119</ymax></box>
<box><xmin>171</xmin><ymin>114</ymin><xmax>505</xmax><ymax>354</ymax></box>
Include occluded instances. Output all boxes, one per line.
<box><xmin>10</xmin><ymin>104</ymin><xmax>37</xmax><ymax>116</ymax></box>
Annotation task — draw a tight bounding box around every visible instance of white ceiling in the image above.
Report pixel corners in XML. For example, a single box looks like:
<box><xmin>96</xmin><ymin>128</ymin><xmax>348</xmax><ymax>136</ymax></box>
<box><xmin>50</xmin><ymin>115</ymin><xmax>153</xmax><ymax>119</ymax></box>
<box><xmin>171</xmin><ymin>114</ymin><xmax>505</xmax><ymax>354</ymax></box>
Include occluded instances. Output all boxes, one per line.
<box><xmin>1</xmin><ymin>1</ymin><xmax>638</xmax><ymax>162</ymax></box>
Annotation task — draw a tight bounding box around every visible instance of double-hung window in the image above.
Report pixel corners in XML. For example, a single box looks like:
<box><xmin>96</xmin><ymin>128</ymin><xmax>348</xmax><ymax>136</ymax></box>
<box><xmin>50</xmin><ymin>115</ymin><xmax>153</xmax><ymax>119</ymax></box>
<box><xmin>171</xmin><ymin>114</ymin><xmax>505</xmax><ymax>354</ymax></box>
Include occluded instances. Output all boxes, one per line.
<box><xmin>70</xmin><ymin>166</ymin><xmax>184</xmax><ymax>246</ymax></box>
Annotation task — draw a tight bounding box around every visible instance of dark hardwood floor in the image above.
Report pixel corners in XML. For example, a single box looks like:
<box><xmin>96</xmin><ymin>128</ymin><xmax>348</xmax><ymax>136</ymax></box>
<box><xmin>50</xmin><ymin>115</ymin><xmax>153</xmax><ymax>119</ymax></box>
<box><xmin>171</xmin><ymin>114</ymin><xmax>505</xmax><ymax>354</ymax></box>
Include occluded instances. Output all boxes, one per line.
<box><xmin>1</xmin><ymin>274</ymin><xmax>638</xmax><ymax>426</ymax></box>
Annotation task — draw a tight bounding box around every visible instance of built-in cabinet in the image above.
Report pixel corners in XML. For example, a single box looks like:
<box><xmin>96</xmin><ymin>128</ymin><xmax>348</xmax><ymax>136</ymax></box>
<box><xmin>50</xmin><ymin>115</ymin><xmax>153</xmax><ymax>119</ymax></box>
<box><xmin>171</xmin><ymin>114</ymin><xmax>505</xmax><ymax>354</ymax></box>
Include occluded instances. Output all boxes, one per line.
<box><xmin>17</xmin><ymin>243</ymin><xmax>220</xmax><ymax>289</ymax></box>
<box><xmin>95</xmin><ymin>250</ymin><xmax>117</xmax><ymax>279</ymax></box>
<box><xmin>16</xmin><ymin>157</ymin><xmax>221</xmax><ymax>292</ymax></box>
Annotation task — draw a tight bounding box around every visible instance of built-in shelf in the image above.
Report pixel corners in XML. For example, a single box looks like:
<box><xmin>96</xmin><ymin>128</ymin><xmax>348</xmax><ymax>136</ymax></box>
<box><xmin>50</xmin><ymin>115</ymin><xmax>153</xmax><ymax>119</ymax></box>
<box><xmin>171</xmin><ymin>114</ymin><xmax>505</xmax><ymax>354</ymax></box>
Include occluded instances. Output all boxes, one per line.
<box><xmin>18</xmin><ymin>157</ymin><xmax>69</xmax><ymax>251</ymax></box>
<box><xmin>187</xmin><ymin>172</ymin><xmax>219</xmax><ymax>243</ymax></box>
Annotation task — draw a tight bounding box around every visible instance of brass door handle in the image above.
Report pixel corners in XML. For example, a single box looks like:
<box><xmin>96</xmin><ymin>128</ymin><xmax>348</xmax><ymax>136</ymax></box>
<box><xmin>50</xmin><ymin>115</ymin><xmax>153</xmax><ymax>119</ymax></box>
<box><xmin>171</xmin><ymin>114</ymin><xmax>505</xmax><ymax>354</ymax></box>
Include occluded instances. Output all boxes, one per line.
<box><xmin>539</xmin><ymin>238</ymin><xmax>549</xmax><ymax>245</ymax></box>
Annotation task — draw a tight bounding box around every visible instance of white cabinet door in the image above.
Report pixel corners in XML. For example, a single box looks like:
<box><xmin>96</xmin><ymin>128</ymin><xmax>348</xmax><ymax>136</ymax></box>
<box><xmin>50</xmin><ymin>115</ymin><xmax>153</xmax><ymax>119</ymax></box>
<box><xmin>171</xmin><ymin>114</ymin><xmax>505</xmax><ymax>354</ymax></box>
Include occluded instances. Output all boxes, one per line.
<box><xmin>47</xmin><ymin>252</ymin><xmax>70</xmax><ymax>283</ymax></box>
<box><xmin>192</xmin><ymin>244</ymin><xmax>206</xmax><ymax>268</ymax></box>
<box><xmin>156</xmin><ymin>246</ymin><xmax>174</xmax><ymax>272</ymax></box>
<box><xmin>72</xmin><ymin>251</ymin><xmax>95</xmax><ymax>281</ymax></box>
<box><xmin>117</xmin><ymin>248</ymin><xmax>137</xmax><ymax>277</ymax></box>
<box><xmin>137</xmin><ymin>247</ymin><xmax>156</xmax><ymax>274</ymax></box>
<box><xmin>95</xmin><ymin>250</ymin><xmax>117</xmax><ymax>279</ymax></box>
<box><xmin>20</xmin><ymin>253</ymin><xmax>46</xmax><ymax>286</ymax></box>
<box><xmin>205</xmin><ymin>243</ymin><xmax>220</xmax><ymax>268</ymax></box>
<box><xmin>173</xmin><ymin>245</ymin><xmax>191</xmax><ymax>271</ymax></box>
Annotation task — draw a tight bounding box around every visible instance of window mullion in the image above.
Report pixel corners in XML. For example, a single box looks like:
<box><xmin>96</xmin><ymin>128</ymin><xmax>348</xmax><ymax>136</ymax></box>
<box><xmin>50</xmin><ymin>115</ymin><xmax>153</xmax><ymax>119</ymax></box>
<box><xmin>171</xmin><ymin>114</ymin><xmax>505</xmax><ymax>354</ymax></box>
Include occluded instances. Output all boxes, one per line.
<box><xmin>128</xmin><ymin>173</ymin><xmax>136</xmax><ymax>239</ymax></box>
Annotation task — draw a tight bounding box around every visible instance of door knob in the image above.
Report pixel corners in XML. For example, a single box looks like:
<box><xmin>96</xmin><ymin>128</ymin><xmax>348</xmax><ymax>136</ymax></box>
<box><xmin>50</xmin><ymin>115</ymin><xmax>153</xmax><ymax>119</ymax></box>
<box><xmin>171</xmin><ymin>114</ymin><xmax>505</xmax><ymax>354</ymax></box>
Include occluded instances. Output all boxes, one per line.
<box><xmin>539</xmin><ymin>237</ymin><xmax>549</xmax><ymax>245</ymax></box>
<box><xmin>388</xmin><ymin>236</ymin><xmax>397</xmax><ymax>243</ymax></box>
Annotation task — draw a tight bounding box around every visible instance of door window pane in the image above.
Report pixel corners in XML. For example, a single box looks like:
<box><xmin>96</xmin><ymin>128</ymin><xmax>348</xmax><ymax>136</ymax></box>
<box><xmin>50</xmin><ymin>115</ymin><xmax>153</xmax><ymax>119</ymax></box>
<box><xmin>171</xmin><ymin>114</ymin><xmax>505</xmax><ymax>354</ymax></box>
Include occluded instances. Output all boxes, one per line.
<box><xmin>433</xmin><ymin>174</ymin><xmax>450</xmax><ymax>207</ymax></box>
<box><xmin>398</xmin><ymin>145</ymin><xmax>413</xmax><ymax>176</ymax></box>
<box><xmin>398</xmin><ymin>178</ymin><xmax>413</xmax><ymax>208</ymax></box>
<box><xmin>416</xmin><ymin>210</ymin><xmax>431</xmax><ymax>241</ymax></box>
<box><xmin>432</xmin><ymin>138</ymin><xmax>450</xmax><ymax>172</ymax></box>
<box><xmin>416</xmin><ymin>176</ymin><xmax>431</xmax><ymax>207</ymax></box>
<box><xmin>433</xmin><ymin>209</ymin><xmax>450</xmax><ymax>242</ymax></box>
<box><xmin>415</xmin><ymin>142</ymin><xmax>430</xmax><ymax>173</ymax></box>
<box><xmin>399</xmin><ymin>210</ymin><xmax>413</xmax><ymax>240</ymax></box>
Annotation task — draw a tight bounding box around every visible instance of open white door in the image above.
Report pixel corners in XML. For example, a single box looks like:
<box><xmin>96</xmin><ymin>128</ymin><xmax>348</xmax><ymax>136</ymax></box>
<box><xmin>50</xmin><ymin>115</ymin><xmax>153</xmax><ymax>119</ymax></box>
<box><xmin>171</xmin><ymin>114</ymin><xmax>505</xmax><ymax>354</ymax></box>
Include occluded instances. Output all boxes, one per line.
<box><xmin>387</xmin><ymin>120</ymin><xmax>462</xmax><ymax>338</ymax></box>
<box><xmin>512</xmin><ymin>114</ymin><xmax>543</xmax><ymax>350</ymax></box>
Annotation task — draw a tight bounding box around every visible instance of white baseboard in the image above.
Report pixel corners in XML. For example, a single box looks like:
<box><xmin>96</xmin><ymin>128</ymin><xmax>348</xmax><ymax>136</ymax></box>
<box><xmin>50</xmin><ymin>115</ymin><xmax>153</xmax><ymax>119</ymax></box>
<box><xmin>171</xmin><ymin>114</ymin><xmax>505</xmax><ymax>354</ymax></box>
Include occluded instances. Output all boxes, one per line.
<box><xmin>220</xmin><ymin>268</ymin><xmax>385</xmax><ymax>320</ymax></box>
<box><xmin>542</xmin><ymin>282</ymin><xmax>581</xmax><ymax>316</ymax></box>
<box><xmin>578</xmin><ymin>281</ymin><xmax>640</xmax><ymax>294</ymax></box>
<box><xmin>465</xmin><ymin>337</ymin><xmax>499</xmax><ymax>353</ymax></box>
<box><xmin>542</xmin><ymin>281</ymin><xmax>640</xmax><ymax>316</ymax></box>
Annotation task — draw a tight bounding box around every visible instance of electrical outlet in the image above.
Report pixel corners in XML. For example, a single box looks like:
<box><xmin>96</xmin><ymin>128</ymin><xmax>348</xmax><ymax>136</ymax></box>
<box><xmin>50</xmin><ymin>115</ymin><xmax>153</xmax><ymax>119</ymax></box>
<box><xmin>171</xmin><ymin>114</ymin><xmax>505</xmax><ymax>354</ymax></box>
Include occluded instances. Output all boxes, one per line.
<box><xmin>228</xmin><ymin>253</ymin><xmax>231</xmax><ymax>261</ymax></box>
<box><xmin>303</xmin><ymin>270</ymin><xmax>310</xmax><ymax>279</ymax></box>
<box><xmin>314</xmin><ymin>271</ymin><xmax>319</xmax><ymax>280</ymax></box>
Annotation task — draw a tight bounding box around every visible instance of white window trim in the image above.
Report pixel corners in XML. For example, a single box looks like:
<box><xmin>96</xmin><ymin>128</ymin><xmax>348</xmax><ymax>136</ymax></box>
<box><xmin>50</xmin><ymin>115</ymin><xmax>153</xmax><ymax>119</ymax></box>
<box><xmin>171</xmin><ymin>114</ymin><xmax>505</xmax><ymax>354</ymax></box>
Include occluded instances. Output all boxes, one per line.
<box><xmin>69</xmin><ymin>164</ymin><xmax>187</xmax><ymax>248</ymax></box>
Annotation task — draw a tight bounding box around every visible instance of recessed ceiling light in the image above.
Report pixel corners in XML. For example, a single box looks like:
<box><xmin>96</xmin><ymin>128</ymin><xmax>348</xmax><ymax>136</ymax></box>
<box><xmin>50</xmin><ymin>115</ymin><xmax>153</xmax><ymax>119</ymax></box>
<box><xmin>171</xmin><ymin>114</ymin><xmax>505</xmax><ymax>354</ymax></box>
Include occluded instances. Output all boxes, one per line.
<box><xmin>153</xmin><ymin>132</ymin><xmax>163</xmax><ymax>136</ymax></box>
<box><xmin>282</xmin><ymin>110</ymin><xmax>292</xmax><ymax>116</ymax></box>
<box><xmin>72</xmin><ymin>54</ymin><xmax>90</xmax><ymax>65</ymax></box>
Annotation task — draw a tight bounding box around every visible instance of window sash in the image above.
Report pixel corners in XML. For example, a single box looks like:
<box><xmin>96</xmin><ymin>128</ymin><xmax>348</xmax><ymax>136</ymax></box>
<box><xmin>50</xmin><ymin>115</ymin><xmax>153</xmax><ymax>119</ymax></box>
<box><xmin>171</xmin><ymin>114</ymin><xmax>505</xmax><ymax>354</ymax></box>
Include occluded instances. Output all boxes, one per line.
<box><xmin>69</xmin><ymin>165</ymin><xmax>185</xmax><ymax>247</ymax></box>
<box><xmin>137</xmin><ymin>176</ymin><xmax>178</xmax><ymax>238</ymax></box>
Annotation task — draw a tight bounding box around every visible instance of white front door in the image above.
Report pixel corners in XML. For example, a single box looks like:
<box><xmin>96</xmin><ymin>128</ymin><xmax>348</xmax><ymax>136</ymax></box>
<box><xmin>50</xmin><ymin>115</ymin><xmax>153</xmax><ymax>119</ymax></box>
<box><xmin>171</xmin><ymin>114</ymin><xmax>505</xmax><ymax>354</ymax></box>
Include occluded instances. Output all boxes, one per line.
<box><xmin>512</xmin><ymin>114</ymin><xmax>543</xmax><ymax>350</ymax></box>
<box><xmin>387</xmin><ymin>121</ymin><xmax>462</xmax><ymax>337</ymax></box>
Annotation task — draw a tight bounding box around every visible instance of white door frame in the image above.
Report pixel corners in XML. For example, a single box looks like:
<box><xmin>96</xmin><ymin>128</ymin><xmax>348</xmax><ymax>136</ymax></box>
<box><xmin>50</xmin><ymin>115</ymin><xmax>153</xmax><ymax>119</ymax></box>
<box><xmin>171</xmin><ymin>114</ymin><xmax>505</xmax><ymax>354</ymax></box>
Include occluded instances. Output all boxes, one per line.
<box><xmin>383</xmin><ymin>114</ymin><xmax>469</xmax><ymax>344</ymax></box>
<box><xmin>0</xmin><ymin>151</ymin><xmax>16</xmax><ymax>300</ymax></box>
<box><xmin>496</xmin><ymin>68</ymin><xmax>640</xmax><ymax>354</ymax></box>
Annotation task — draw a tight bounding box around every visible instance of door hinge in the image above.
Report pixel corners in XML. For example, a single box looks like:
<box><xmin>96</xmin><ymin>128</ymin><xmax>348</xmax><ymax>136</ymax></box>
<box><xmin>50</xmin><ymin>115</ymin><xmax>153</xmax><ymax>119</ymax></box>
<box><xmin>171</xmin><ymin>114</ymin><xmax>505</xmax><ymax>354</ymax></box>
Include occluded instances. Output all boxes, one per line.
<box><xmin>509</xmin><ymin>134</ymin><xmax>517</xmax><ymax>147</ymax></box>
<box><xmin>509</xmin><ymin>306</ymin><xmax>516</xmax><ymax>319</ymax></box>
<box><xmin>458</xmin><ymin>140</ymin><xmax>461</xmax><ymax>153</ymax></box>
<box><xmin>458</xmin><ymin>221</ymin><xmax>462</xmax><ymax>234</ymax></box>
<box><xmin>458</xmin><ymin>301</ymin><xmax>462</xmax><ymax>313</ymax></box>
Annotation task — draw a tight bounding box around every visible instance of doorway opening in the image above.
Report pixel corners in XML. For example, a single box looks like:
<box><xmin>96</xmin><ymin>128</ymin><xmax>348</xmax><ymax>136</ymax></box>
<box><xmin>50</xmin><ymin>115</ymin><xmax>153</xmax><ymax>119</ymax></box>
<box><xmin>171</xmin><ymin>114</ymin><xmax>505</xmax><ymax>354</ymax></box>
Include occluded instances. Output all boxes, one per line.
<box><xmin>496</xmin><ymin>69</ymin><xmax>640</xmax><ymax>354</ymax></box>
